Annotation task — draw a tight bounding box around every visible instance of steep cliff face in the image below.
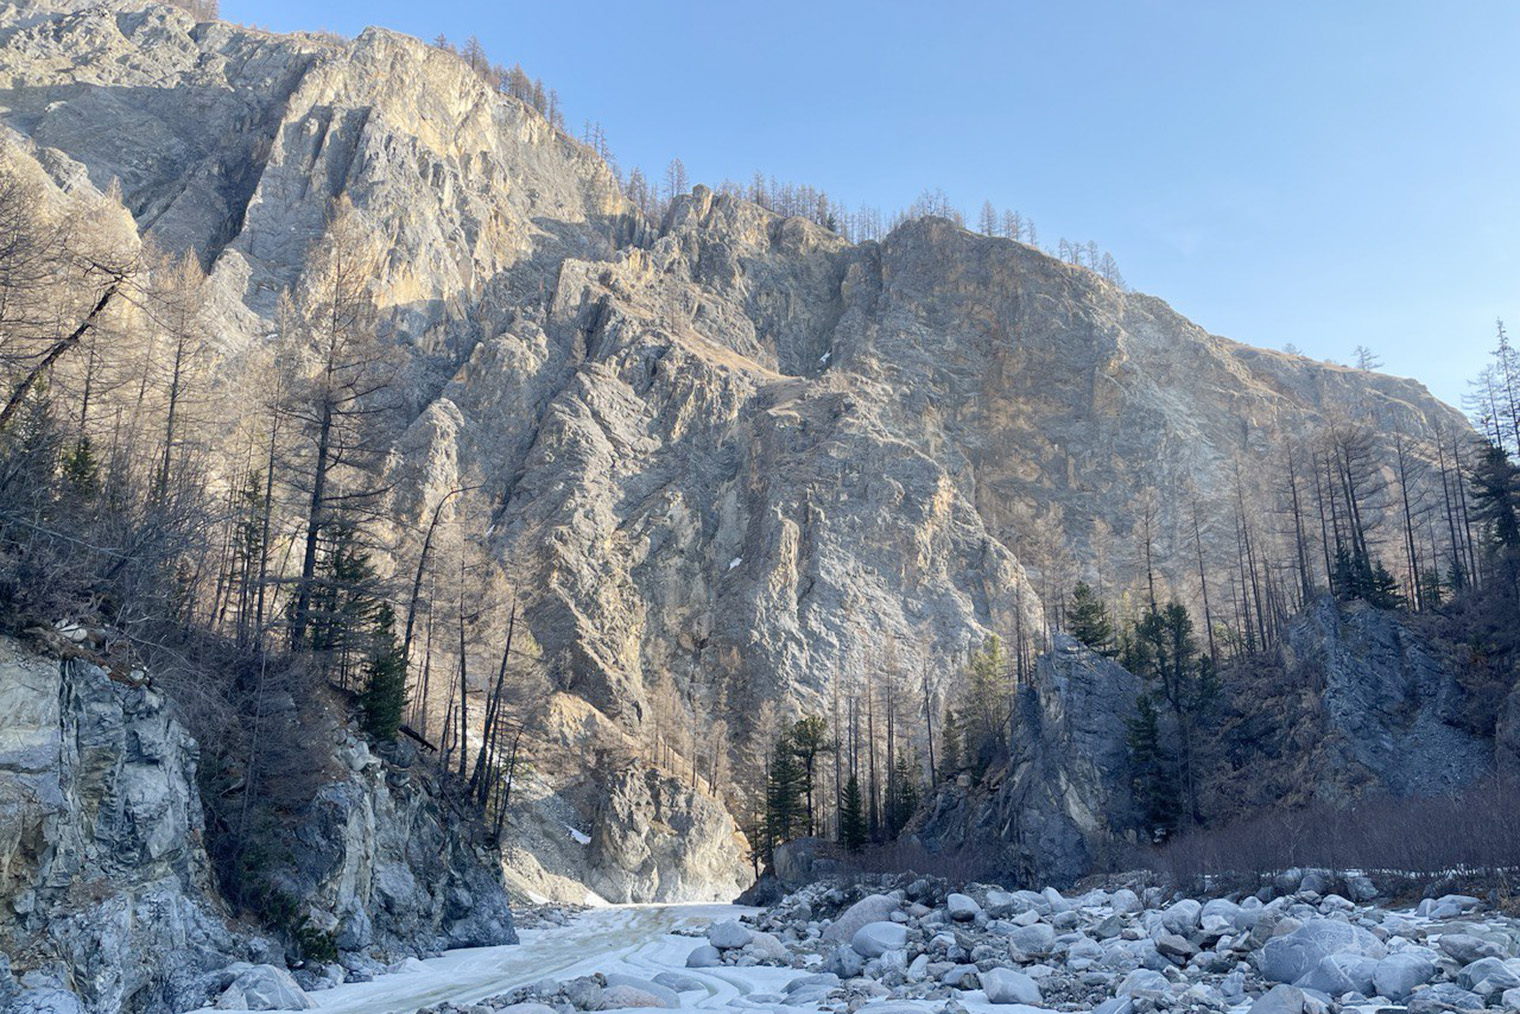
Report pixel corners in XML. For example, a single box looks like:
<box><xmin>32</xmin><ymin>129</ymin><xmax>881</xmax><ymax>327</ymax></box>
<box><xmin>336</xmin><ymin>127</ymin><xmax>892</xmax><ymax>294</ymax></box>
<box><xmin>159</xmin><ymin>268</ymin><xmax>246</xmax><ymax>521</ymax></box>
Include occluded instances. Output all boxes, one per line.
<box><xmin>0</xmin><ymin>0</ymin><xmax>1473</xmax><ymax>898</ymax></box>
<box><xmin>915</xmin><ymin>635</ymin><xmax>1144</xmax><ymax>886</ymax></box>
<box><xmin>0</xmin><ymin>634</ymin><xmax>515</xmax><ymax>1013</ymax></box>
<box><xmin>0</xmin><ymin>638</ymin><xmax>247</xmax><ymax>1013</ymax></box>
<box><xmin>1204</xmin><ymin>596</ymin><xmax>1498</xmax><ymax>816</ymax></box>
<box><xmin>911</xmin><ymin>600</ymin><xmax>1511</xmax><ymax>886</ymax></box>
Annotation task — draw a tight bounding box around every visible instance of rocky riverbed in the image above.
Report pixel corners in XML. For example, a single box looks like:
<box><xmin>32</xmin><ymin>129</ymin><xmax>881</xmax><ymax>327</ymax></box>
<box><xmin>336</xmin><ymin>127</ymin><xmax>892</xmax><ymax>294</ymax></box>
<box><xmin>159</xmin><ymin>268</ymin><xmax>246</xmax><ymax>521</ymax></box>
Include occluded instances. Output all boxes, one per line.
<box><xmin>415</xmin><ymin>871</ymin><xmax>1520</xmax><ymax>1014</ymax></box>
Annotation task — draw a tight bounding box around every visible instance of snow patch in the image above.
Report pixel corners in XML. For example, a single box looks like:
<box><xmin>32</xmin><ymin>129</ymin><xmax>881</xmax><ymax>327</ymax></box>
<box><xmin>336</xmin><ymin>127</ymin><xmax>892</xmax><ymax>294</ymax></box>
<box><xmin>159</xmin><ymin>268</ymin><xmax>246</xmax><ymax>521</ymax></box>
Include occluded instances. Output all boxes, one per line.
<box><xmin>727</xmin><ymin>557</ymin><xmax>742</xmax><ymax>571</ymax></box>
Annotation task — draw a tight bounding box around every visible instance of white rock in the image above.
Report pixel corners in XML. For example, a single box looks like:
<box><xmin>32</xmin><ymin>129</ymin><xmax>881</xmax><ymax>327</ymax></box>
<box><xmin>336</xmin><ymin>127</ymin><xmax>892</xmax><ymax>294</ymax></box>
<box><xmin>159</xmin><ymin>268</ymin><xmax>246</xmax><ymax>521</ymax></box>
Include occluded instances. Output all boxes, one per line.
<box><xmin>707</xmin><ymin>920</ymin><xmax>752</xmax><ymax>949</ymax></box>
<box><xmin>980</xmin><ymin>967</ymin><xmax>1042</xmax><ymax>1005</ymax></box>
<box><xmin>852</xmin><ymin>921</ymin><xmax>908</xmax><ymax>958</ymax></box>
<box><xmin>685</xmin><ymin>945</ymin><xmax>721</xmax><ymax>968</ymax></box>
<box><xmin>946</xmin><ymin>893</ymin><xmax>982</xmax><ymax>921</ymax></box>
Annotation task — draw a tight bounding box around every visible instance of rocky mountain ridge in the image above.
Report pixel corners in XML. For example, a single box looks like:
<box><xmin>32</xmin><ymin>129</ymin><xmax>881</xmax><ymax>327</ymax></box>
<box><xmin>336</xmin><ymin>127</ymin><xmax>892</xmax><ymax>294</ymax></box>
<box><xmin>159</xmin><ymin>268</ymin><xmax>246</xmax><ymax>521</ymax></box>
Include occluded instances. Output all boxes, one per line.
<box><xmin>0</xmin><ymin>0</ymin><xmax>1477</xmax><ymax>904</ymax></box>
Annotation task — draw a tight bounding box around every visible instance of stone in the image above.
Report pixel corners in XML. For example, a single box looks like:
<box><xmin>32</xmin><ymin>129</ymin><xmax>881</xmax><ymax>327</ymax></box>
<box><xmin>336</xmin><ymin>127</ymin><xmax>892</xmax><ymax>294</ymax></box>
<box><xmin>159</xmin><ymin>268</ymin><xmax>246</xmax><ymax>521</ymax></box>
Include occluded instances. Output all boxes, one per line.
<box><xmin>11</xmin><ymin>987</ymin><xmax>90</xmax><ymax>1014</ymax></box>
<box><xmin>603</xmin><ymin>975</ymin><xmax>680</xmax><ymax>1008</ymax></box>
<box><xmin>651</xmin><ymin>973</ymin><xmax>706</xmax><ymax>993</ymax></box>
<box><xmin>1438</xmin><ymin>933</ymin><xmax>1503</xmax><ymax>965</ymax></box>
<box><xmin>1294</xmin><ymin>953</ymin><xmax>1377</xmax><ymax>996</ymax></box>
<box><xmin>1373</xmin><ymin>951</ymin><xmax>1437</xmax><ymax>1000</ymax></box>
<box><xmin>946</xmin><ymin>893</ymin><xmax>982</xmax><ymax>921</ymax></box>
<box><xmin>685</xmin><ymin>945</ymin><xmax>721</xmax><ymax>968</ymax></box>
<box><xmin>1161</xmin><ymin>899</ymin><xmax>1202</xmax><ymax>936</ymax></box>
<box><xmin>852</xmin><ymin>921</ymin><xmax>908</xmax><ymax>958</ymax></box>
<box><xmin>742</xmin><ymin>930</ymin><xmax>787</xmax><ymax>961</ymax></box>
<box><xmin>597</xmin><ymin>984</ymin><xmax>671</xmax><ymax>1009</ymax></box>
<box><xmin>979</xmin><ymin>967</ymin><xmax>1042</xmax><ymax>1005</ymax></box>
<box><xmin>214</xmin><ymin>965</ymin><xmax>317</xmax><ymax>1011</ymax></box>
<box><xmin>1248</xmin><ymin>984</ymin><xmax>1305</xmax><ymax>1014</ymax></box>
<box><xmin>1117</xmin><ymin>969</ymin><xmax>1169</xmax><ymax>996</ymax></box>
<box><xmin>1258</xmin><ymin>919</ymin><xmax>1387</xmax><ymax>984</ymax></box>
<box><xmin>1156</xmin><ymin>933</ymin><xmax>1199</xmax><ymax>962</ymax></box>
<box><xmin>1456</xmin><ymin>956</ymin><xmax>1520</xmax><ymax>995</ymax></box>
<box><xmin>825</xmin><ymin>945</ymin><xmax>864</xmax><ymax>979</ymax></box>
<box><xmin>1007</xmin><ymin>922</ymin><xmax>1056</xmax><ymax>957</ymax></box>
<box><xmin>1092</xmin><ymin>1000</ymin><xmax>1136</xmax><ymax>1014</ymax></box>
<box><xmin>1404</xmin><ymin>982</ymin><xmax>1484</xmax><ymax>1013</ymax></box>
<box><xmin>823</xmin><ymin>895</ymin><xmax>900</xmax><ymax>943</ymax></box>
<box><xmin>707</xmin><ymin>920</ymin><xmax>751</xmax><ymax>949</ymax></box>
<box><xmin>563</xmin><ymin>978</ymin><xmax>603</xmax><ymax>1010</ymax></box>
<box><xmin>1110</xmin><ymin>889</ymin><xmax>1142</xmax><ymax>914</ymax></box>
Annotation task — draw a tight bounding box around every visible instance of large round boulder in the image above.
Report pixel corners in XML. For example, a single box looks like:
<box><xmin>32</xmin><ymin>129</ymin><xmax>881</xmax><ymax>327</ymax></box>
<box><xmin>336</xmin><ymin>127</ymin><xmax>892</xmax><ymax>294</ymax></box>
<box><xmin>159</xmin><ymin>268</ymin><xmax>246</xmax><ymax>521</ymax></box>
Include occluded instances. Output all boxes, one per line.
<box><xmin>1258</xmin><ymin>919</ymin><xmax>1386</xmax><ymax>984</ymax></box>
<box><xmin>852</xmin><ymin>921</ymin><xmax>908</xmax><ymax>958</ymax></box>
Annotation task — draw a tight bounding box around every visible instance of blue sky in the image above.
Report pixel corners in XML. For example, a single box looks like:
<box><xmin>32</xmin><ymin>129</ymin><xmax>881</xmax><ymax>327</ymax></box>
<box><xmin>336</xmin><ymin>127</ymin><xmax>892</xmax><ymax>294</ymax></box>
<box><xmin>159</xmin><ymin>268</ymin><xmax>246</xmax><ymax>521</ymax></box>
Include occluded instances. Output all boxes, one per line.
<box><xmin>227</xmin><ymin>0</ymin><xmax>1519</xmax><ymax>409</ymax></box>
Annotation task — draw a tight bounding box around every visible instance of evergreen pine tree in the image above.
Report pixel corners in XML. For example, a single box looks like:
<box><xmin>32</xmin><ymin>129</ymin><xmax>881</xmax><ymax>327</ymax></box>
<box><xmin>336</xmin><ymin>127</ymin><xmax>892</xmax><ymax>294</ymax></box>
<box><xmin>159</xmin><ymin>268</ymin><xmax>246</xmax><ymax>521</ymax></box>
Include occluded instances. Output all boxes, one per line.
<box><xmin>884</xmin><ymin>752</ymin><xmax>920</xmax><ymax>836</ymax></box>
<box><xmin>1126</xmin><ymin>693</ymin><xmax>1177</xmax><ymax>839</ymax></box>
<box><xmin>360</xmin><ymin>603</ymin><xmax>408</xmax><ymax>740</ymax></box>
<box><xmin>939</xmin><ymin>706</ymin><xmax>962</xmax><ymax>780</ymax></box>
<box><xmin>765</xmin><ymin>731</ymin><xmax>805</xmax><ymax>846</ymax></box>
<box><xmin>838</xmin><ymin>774</ymin><xmax>867</xmax><ymax>853</ymax></box>
<box><xmin>1067</xmin><ymin>581</ymin><xmax>1115</xmax><ymax>655</ymax></box>
<box><xmin>59</xmin><ymin>435</ymin><xmax>100</xmax><ymax>502</ymax></box>
<box><xmin>1471</xmin><ymin>441</ymin><xmax>1520</xmax><ymax>551</ymax></box>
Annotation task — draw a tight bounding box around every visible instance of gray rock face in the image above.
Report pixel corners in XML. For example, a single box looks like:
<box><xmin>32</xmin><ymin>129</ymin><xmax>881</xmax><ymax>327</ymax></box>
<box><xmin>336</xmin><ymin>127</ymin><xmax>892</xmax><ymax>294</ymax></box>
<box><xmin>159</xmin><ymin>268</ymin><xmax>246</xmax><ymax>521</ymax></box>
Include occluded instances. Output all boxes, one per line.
<box><xmin>916</xmin><ymin>636</ymin><xmax>1142</xmax><ymax>883</ymax></box>
<box><xmin>277</xmin><ymin>733</ymin><xmax>518</xmax><ymax>957</ymax></box>
<box><xmin>585</xmin><ymin>764</ymin><xmax>750</xmax><ymax>903</ymax></box>
<box><xmin>1209</xmin><ymin>597</ymin><xmax>1496</xmax><ymax>816</ymax></box>
<box><xmin>0</xmin><ymin>639</ymin><xmax>240</xmax><ymax>1014</ymax></box>
<box><xmin>0</xmin><ymin>633</ymin><xmax>515</xmax><ymax>1012</ymax></box>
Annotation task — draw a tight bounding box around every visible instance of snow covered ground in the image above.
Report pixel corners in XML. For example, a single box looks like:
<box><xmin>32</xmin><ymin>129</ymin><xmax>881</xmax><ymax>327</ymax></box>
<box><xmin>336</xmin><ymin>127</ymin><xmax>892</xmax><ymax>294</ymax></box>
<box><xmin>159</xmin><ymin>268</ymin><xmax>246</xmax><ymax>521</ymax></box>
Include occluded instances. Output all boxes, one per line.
<box><xmin>311</xmin><ymin>904</ymin><xmax>815</xmax><ymax>1014</ymax></box>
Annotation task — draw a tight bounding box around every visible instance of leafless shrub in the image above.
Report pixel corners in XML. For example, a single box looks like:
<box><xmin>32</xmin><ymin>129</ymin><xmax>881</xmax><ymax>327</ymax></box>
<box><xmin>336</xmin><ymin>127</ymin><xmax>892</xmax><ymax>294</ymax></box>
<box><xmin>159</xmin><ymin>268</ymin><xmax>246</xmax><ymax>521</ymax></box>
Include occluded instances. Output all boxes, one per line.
<box><xmin>1134</xmin><ymin>777</ymin><xmax>1520</xmax><ymax>892</ymax></box>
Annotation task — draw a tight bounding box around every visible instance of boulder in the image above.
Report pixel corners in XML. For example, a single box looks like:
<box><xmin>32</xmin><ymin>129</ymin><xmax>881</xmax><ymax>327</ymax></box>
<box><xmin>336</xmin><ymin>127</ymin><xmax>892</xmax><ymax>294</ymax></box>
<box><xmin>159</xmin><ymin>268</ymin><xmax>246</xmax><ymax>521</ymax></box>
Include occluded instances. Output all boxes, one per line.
<box><xmin>214</xmin><ymin>965</ymin><xmax>316</xmax><ymax>1011</ymax></box>
<box><xmin>651</xmin><ymin>973</ymin><xmax>706</xmax><ymax>993</ymax></box>
<box><xmin>707</xmin><ymin>920</ymin><xmax>751</xmax><ymax>949</ymax></box>
<box><xmin>1117</xmin><ymin>969</ymin><xmax>1169</xmax><ymax>997</ymax></box>
<box><xmin>1156</xmin><ymin>933</ymin><xmax>1199</xmax><ymax>962</ymax></box>
<box><xmin>825</xmin><ymin>945</ymin><xmax>864</xmax><ymax>979</ymax></box>
<box><xmin>603</xmin><ymin>975</ymin><xmax>680</xmax><ymax>1008</ymax></box>
<box><xmin>598</xmin><ymin>984</ymin><xmax>672</xmax><ymax>1009</ymax></box>
<box><xmin>1294</xmin><ymin>952</ymin><xmax>1377</xmax><ymax>997</ymax></box>
<box><xmin>822</xmin><ymin>894</ymin><xmax>900</xmax><ymax>943</ymax></box>
<box><xmin>852</xmin><ymin>921</ymin><xmax>908</xmax><ymax>958</ymax></box>
<box><xmin>1456</xmin><ymin>956</ymin><xmax>1520</xmax><ymax>995</ymax></box>
<box><xmin>563</xmin><ymin>978</ymin><xmax>604</xmax><ymax>1010</ymax></box>
<box><xmin>1007</xmin><ymin>922</ymin><xmax>1056</xmax><ymax>957</ymax></box>
<box><xmin>1110</xmin><ymin>889</ymin><xmax>1142</xmax><ymax>914</ymax></box>
<box><xmin>980</xmin><ymin>967</ymin><xmax>1042</xmax><ymax>1005</ymax></box>
<box><xmin>946</xmin><ymin>893</ymin><xmax>982</xmax><ymax>921</ymax></box>
<box><xmin>1373</xmin><ymin>951</ymin><xmax>1437</xmax><ymax>1000</ymax></box>
<box><xmin>685</xmin><ymin>945</ymin><xmax>721</xmax><ymax>968</ymax></box>
<box><xmin>1258</xmin><ymin>919</ymin><xmax>1386</xmax><ymax>984</ymax></box>
<box><xmin>1161</xmin><ymin>899</ymin><xmax>1202</xmax><ymax>936</ymax></box>
<box><xmin>1248</xmin><ymin>984</ymin><xmax>1305</xmax><ymax>1014</ymax></box>
<box><xmin>1438</xmin><ymin>933</ymin><xmax>1504</xmax><ymax>965</ymax></box>
<box><xmin>1405</xmin><ymin>982</ymin><xmax>1485</xmax><ymax>1013</ymax></box>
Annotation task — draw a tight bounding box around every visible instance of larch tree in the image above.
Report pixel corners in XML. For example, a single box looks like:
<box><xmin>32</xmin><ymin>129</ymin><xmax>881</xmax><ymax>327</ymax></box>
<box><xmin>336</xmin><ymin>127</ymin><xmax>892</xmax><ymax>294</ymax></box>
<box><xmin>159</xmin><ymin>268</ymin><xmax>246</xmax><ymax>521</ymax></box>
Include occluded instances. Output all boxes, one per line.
<box><xmin>279</xmin><ymin>198</ymin><xmax>402</xmax><ymax>652</ymax></box>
